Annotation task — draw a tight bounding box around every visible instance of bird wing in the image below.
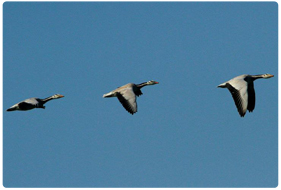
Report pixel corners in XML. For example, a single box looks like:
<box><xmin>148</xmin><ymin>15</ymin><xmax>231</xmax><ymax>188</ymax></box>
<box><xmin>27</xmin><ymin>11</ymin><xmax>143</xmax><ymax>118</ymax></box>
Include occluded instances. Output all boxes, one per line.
<box><xmin>8</xmin><ymin>98</ymin><xmax>38</xmax><ymax>110</ymax></box>
<box><xmin>23</xmin><ymin>98</ymin><xmax>39</xmax><ymax>105</ymax></box>
<box><xmin>227</xmin><ymin>79</ymin><xmax>248</xmax><ymax>117</ymax></box>
<box><xmin>23</xmin><ymin>98</ymin><xmax>42</xmax><ymax>108</ymax></box>
<box><xmin>116</xmin><ymin>87</ymin><xmax>137</xmax><ymax>114</ymax></box>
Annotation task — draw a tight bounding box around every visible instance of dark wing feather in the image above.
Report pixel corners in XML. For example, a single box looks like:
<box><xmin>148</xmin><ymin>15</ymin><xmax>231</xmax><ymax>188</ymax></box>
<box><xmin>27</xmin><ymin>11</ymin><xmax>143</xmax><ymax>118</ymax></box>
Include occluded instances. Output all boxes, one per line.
<box><xmin>18</xmin><ymin>102</ymin><xmax>36</xmax><ymax>110</ymax></box>
<box><xmin>134</xmin><ymin>89</ymin><xmax>143</xmax><ymax>97</ymax></box>
<box><xmin>133</xmin><ymin>86</ymin><xmax>143</xmax><ymax>97</ymax></box>
<box><xmin>247</xmin><ymin>83</ymin><xmax>255</xmax><ymax>112</ymax></box>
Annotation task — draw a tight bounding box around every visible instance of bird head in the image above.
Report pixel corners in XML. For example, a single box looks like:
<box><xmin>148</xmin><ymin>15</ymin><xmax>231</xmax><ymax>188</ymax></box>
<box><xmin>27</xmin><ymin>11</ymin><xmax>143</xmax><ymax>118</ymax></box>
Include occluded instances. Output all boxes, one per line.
<box><xmin>147</xmin><ymin>80</ymin><xmax>159</xmax><ymax>85</ymax></box>
<box><xmin>262</xmin><ymin>74</ymin><xmax>274</xmax><ymax>79</ymax></box>
<box><xmin>53</xmin><ymin>94</ymin><xmax>64</xmax><ymax>99</ymax></box>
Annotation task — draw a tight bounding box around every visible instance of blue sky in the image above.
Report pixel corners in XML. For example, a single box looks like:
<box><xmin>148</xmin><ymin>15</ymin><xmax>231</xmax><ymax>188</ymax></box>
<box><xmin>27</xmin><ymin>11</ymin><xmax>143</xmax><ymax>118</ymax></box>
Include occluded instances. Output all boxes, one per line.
<box><xmin>3</xmin><ymin>2</ymin><xmax>278</xmax><ymax>187</ymax></box>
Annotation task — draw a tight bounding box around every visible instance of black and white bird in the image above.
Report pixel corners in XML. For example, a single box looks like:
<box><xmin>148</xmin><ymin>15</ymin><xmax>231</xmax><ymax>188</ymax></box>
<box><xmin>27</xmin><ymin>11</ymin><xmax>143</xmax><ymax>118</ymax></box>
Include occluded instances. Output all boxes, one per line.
<box><xmin>7</xmin><ymin>94</ymin><xmax>64</xmax><ymax>111</ymax></box>
<box><xmin>217</xmin><ymin>74</ymin><xmax>274</xmax><ymax>117</ymax></box>
<box><xmin>103</xmin><ymin>80</ymin><xmax>159</xmax><ymax>115</ymax></box>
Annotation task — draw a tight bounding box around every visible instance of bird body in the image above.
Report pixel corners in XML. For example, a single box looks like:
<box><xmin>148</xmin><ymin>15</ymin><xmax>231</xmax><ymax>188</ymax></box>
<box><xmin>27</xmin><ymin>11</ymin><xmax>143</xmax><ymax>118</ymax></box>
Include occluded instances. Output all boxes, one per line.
<box><xmin>103</xmin><ymin>80</ymin><xmax>159</xmax><ymax>115</ymax></box>
<box><xmin>217</xmin><ymin>74</ymin><xmax>274</xmax><ymax>117</ymax></box>
<box><xmin>7</xmin><ymin>94</ymin><xmax>64</xmax><ymax>111</ymax></box>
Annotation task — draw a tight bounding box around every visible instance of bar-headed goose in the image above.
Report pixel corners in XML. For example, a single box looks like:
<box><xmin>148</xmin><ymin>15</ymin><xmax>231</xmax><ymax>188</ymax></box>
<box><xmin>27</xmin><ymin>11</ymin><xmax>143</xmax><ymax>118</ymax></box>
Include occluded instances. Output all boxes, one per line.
<box><xmin>103</xmin><ymin>80</ymin><xmax>159</xmax><ymax>115</ymax></box>
<box><xmin>7</xmin><ymin>94</ymin><xmax>64</xmax><ymax>111</ymax></box>
<box><xmin>217</xmin><ymin>74</ymin><xmax>274</xmax><ymax>117</ymax></box>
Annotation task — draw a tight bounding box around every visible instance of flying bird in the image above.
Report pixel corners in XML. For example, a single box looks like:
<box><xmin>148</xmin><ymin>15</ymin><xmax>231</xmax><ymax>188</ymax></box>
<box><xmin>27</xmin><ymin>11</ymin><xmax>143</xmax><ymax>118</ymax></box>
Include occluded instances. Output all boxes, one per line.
<box><xmin>103</xmin><ymin>80</ymin><xmax>159</xmax><ymax>115</ymax></box>
<box><xmin>217</xmin><ymin>74</ymin><xmax>274</xmax><ymax>117</ymax></box>
<box><xmin>7</xmin><ymin>94</ymin><xmax>64</xmax><ymax>111</ymax></box>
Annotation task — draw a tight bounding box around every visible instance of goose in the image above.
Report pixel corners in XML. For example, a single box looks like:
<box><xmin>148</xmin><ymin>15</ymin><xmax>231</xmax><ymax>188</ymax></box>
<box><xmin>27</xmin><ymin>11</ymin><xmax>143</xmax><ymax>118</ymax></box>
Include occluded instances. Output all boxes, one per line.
<box><xmin>7</xmin><ymin>94</ymin><xmax>64</xmax><ymax>111</ymax></box>
<box><xmin>103</xmin><ymin>80</ymin><xmax>159</xmax><ymax>115</ymax></box>
<box><xmin>217</xmin><ymin>74</ymin><xmax>274</xmax><ymax>117</ymax></box>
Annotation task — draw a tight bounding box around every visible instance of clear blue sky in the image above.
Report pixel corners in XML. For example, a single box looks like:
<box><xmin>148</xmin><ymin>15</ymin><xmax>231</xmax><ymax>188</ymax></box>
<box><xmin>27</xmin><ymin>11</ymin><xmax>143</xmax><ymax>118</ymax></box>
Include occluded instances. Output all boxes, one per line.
<box><xmin>3</xmin><ymin>2</ymin><xmax>278</xmax><ymax>187</ymax></box>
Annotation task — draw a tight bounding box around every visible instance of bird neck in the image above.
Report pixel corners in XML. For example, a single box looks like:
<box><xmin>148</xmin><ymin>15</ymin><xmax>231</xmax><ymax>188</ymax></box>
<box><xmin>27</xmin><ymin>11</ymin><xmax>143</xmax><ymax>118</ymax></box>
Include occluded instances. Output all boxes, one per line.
<box><xmin>136</xmin><ymin>82</ymin><xmax>149</xmax><ymax>89</ymax></box>
<box><xmin>251</xmin><ymin>75</ymin><xmax>264</xmax><ymax>80</ymax></box>
<box><xmin>41</xmin><ymin>96</ymin><xmax>55</xmax><ymax>104</ymax></box>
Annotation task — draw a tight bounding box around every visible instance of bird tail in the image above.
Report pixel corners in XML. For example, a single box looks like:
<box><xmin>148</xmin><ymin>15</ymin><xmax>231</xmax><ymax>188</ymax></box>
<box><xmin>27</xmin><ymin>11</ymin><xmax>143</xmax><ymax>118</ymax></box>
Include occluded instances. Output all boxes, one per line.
<box><xmin>103</xmin><ymin>92</ymin><xmax>115</xmax><ymax>98</ymax></box>
<box><xmin>217</xmin><ymin>82</ymin><xmax>227</xmax><ymax>88</ymax></box>
<box><xmin>7</xmin><ymin>106</ymin><xmax>17</xmax><ymax>111</ymax></box>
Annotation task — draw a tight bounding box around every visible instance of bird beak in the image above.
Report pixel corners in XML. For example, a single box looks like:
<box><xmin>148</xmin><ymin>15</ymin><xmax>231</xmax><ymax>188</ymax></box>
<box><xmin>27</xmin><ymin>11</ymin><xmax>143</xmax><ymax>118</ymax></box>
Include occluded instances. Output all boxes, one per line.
<box><xmin>269</xmin><ymin>74</ymin><xmax>274</xmax><ymax>78</ymax></box>
<box><xmin>60</xmin><ymin>95</ymin><xmax>65</xmax><ymax>98</ymax></box>
<box><xmin>155</xmin><ymin>81</ymin><xmax>159</xmax><ymax>84</ymax></box>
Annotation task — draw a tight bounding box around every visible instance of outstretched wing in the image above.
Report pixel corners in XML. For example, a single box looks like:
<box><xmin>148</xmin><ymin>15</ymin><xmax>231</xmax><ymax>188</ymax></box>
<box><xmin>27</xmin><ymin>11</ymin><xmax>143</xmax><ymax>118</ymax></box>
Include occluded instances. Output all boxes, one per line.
<box><xmin>226</xmin><ymin>82</ymin><xmax>248</xmax><ymax>117</ymax></box>
<box><xmin>116</xmin><ymin>88</ymin><xmax>137</xmax><ymax>115</ymax></box>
